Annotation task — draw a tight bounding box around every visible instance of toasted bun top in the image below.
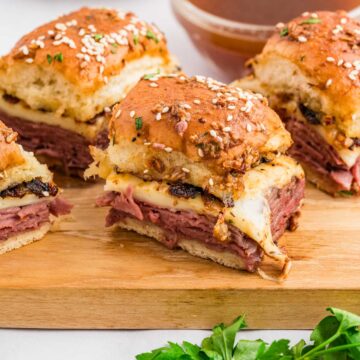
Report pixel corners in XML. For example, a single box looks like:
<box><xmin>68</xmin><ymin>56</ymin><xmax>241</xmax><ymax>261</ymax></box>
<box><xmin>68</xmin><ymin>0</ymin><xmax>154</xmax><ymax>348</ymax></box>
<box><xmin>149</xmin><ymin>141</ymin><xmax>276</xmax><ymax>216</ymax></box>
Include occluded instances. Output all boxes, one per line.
<box><xmin>0</xmin><ymin>121</ymin><xmax>24</xmax><ymax>172</ymax></box>
<box><xmin>256</xmin><ymin>11</ymin><xmax>360</xmax><ymax>135</ymax></box>
<box><xmin>109</xmin><ymin>75</ymin><xmax>291</xmax><ymax>187</ymax></box>
<box><xmin>0</xmin><ymin>7</ymin><xmax>170</xmax><ymax>92</ymax></box>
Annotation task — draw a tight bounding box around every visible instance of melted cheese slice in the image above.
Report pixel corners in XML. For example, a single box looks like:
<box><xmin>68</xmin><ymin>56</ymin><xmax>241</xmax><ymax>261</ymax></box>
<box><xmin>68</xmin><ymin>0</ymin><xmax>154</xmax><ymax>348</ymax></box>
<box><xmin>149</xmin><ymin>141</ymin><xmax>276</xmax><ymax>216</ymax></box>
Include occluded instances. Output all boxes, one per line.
<box><xmin>104</xmin><ymin>155</ymin><xmax>303</xmax><ymax>264</ymax></box>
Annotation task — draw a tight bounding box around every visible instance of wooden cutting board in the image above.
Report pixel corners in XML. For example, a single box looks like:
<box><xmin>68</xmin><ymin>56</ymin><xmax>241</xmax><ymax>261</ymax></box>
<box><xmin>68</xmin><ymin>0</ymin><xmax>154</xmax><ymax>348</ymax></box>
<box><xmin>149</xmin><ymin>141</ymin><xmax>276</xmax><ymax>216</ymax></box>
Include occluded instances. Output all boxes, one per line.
<box><xmin>0</xmin><ymin>177</ymin><xmax>359</xmax><ymax>330</ymax></box>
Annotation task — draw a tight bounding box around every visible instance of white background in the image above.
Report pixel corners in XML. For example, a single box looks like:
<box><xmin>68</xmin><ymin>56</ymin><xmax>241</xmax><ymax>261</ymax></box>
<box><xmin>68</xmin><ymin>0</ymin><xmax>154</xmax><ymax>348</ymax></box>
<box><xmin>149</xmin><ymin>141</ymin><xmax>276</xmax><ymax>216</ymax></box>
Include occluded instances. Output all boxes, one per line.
<box><xmin>0</xmin><ymin>1</ymin><xmax>309</xmax><ymax>359</ymax></box>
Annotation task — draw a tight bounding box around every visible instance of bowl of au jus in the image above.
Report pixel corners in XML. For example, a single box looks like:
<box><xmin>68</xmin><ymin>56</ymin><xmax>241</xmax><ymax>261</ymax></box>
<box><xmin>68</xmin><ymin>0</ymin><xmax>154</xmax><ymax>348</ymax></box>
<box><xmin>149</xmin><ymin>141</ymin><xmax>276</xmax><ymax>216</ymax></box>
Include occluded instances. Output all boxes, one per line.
<box><xmin>172</xmin><ymin>0</ymin><xmax>360</xmax><ymax>82</ymax></box>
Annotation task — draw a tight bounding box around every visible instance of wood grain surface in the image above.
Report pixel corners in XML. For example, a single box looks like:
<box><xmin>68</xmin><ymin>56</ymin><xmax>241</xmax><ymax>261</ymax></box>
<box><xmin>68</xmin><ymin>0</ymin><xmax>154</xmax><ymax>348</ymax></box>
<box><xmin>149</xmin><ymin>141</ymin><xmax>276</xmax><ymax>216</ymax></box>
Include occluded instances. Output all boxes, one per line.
<box><xmin>0</xmin><ymin>177</ymin><xmax>359</xmax><ymax>329</ymax></box>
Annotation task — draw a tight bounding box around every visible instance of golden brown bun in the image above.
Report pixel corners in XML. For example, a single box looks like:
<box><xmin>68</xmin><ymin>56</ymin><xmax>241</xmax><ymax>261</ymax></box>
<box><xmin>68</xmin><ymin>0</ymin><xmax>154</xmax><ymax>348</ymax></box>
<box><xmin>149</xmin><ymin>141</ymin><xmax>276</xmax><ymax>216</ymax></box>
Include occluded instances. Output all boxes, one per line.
<box><xmin>0</xmin><ymin>7</ymin><xmax>176</xmax><ymax>121</ymax></box>
<box><xmin>107</xmin><ymin>75</ymin><xmax>292</xmax><ymax>198</ymax></box>
<box><xmin>0</xmin><ymin>121</ymin><xmax>24</xmax><ymax>172</ymax></box>
<box><xmin>245</xmin><ymin>11</ymin><xmax>360</xmax><ymax>137</ymax></box>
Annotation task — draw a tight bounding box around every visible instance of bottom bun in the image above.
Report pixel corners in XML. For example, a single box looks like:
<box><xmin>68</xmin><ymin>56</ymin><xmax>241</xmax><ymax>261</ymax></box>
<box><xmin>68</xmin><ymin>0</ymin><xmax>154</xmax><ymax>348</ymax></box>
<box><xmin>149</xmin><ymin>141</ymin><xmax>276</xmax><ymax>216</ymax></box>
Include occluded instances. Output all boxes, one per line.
<box><xmin>0</xmin><ymin>222</ymin><xmax>51</xmax><ymax>255</ymax></box>
<box><xmin>117</xmin><ymin>217</ymin><xmax>248</xmax><ymax>271</ymax></box>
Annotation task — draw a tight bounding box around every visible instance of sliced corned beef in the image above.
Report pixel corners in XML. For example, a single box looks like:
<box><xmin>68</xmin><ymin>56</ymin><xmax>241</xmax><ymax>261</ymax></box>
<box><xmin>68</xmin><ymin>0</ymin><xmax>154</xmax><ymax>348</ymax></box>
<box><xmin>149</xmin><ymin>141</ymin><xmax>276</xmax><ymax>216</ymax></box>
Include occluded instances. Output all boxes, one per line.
<box><xmin>0</xmin><ymin>109</ymin><xmax>109</xmax><ymax>177</ymax></box>
<box><xmin>0</xmin><ymin>198</ymin><xmax>72</xmax><ymax>241</ymax></box>
<box><xmin>284</xmin><ymin>117</ymin><xmax>360</xmax><ymax>193</ymax></box>
<box><xmin>97</xmin><ymin>177</ymin><xmax>304</xmax><ymax>272</ymax></box>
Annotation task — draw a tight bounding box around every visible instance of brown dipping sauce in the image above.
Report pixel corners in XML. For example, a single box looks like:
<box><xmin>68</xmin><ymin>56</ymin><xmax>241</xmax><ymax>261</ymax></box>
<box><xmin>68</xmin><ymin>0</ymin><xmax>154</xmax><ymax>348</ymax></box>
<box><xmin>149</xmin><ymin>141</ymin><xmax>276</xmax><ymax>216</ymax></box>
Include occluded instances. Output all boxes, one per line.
<box><xmin>172</xmin><ymin>0</ymin><xmax>359</xmax><ymax>81</ymax></box>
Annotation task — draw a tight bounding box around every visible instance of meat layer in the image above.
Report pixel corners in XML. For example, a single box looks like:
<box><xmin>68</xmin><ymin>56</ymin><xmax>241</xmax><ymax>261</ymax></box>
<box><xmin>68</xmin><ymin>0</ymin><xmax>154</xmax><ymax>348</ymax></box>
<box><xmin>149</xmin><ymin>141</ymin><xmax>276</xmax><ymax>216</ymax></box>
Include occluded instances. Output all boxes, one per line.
<box><xmin>0</xmin><ymin>109</ymin><xmax>109</xmax><ymax>177</ymax></box>
<box><xmin>0</xmin><ymin>197</ymin><xmax>72</xmax><ymax>240</ymax></box>
<box><xmin>285</xmin><ymin>117</ymin><xmax>360</xmax><ymax>194</ymax></box>
<box><xmin>97</xmin><ymin>177</ymin><xmax>304</xmax><ymax>272</ymax></box>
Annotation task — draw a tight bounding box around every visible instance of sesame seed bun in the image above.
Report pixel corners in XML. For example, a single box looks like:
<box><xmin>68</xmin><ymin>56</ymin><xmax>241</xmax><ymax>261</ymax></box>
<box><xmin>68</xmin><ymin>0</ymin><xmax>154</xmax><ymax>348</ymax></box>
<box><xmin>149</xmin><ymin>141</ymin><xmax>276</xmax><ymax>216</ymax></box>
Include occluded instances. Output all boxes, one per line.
<box><xmin>235</xmin><ymin>11</ymin><xmax>360</xmax><ymax>138</ymax></box>
<box><xmin>98</xmin><ymin>74</ymin><xmax>292</xmax><ymax>200</ymax></box>
<box><xmin>0</xmin><ymin>7</ymin><xmax>177</xmax><ymax>122</ymax></box>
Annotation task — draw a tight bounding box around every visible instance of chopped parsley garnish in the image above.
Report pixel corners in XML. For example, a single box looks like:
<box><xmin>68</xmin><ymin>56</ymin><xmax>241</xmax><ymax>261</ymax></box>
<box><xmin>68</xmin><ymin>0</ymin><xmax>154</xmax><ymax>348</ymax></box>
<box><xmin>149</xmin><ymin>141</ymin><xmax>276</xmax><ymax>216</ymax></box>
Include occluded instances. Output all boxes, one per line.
<box><xmin>46</xmin><ymin>54</ymin><xmax>52</xmax><ymax>64</ymax></box>
<box><xmin>93</xmin><ymin>33</ymin><xmax>104</xmax><ymax>41</ymax></box>
<box><xmin>280</xmin><ymin>27</ymin><xmax>289</xmax><ymax>37</ymax></box>
<box><xmin>146</xmin><ymin>29</ymin><xmax>159</xmax><ymax>43</ymax></box>
<box><xmin>301</xmin><ymin>18</ymin><xmax>322</xmax><ymax>25</ymax></box>
<box><xmin>53</xmin><ymin>53</ymin><xmax>63</xmax><ymax>63</ymax></box>
<box><xmin>111</xmin><ymin>43</ymin><xmax>118</xmax><ymax>54</ymax></box>
<box><xmin>135</xmin><ymin>117</ymin><xmax>143</xmax><ymax>130</ymax></box>
<box><xmin>338</xmin><ymin>190</ymin><xmax>354</xmax><ymax>197</ymax></box>
<box><xmin>143</xmin><ymin>69</ymin><xmax>160</xmax><ymax>80</ymax></box>
<box><xmin>133</xmin><ymin>34</ymin><xmax>139</xmax><ymax>45</ymax></box>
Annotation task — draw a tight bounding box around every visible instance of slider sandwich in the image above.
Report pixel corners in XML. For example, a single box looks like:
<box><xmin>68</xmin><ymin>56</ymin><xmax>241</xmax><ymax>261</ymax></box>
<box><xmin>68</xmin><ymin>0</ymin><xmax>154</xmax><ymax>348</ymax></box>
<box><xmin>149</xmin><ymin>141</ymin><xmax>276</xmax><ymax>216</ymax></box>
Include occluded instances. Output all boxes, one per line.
<box><xmin>0</xmin><ymin>121</ymin><xmax>72</xmax><ymax>254</ymax></box>
<box><xmin>86</xmin><ymin>74</ymin><xmax>305</xmax><ymax>280</ymax></box>
<box><xmin>0</xmin><ymin>7</ymin><xmax>178</xmax><ymax>177</ymax></box>
<box><xmin>234</xmin><ymin>11</ymin><xmax>360</xmax><ymax>196</ymax></box>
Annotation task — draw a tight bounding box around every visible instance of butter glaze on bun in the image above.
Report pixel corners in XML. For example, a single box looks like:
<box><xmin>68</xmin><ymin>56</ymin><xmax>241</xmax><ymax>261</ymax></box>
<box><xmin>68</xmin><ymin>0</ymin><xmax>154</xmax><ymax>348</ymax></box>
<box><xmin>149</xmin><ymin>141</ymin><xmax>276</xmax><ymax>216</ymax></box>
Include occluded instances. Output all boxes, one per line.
<box><xmin>105</xmin><ymin>74</ymin><xmax>292</xmax><ymax>201</ymax></box>
<box><xmin>0</xmin><ymin>7</ymin><xmax>176</xmax><ymax>122</ymax></box>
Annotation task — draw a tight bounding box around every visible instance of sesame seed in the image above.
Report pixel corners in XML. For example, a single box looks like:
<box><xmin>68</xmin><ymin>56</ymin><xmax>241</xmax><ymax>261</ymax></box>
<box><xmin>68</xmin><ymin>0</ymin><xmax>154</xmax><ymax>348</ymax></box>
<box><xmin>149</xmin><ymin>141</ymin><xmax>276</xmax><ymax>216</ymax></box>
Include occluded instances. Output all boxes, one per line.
<box><xmin>337</xmin><ymin>59</ymin><xmax>344</xmax><ymax>66</ymax></box>
<box><xmin>115</xmin><ymin>109</ymin><xmax>122</xmax><ymax>118</ymax></box>
<box><xmin>344</xmin><ymin>62</ymin><xmax>352</xmax><ymax>68</ymax></box>
<box><xmin>197</xmin><ymin>148</ymin><xmax>204</xmax><ymax>157</ymax></box>
<box><xmin>155</xmin><ymin>113</ymin><xmax>162</xmax><ymax>121</ymax></box>
<box><xmin>325</xmin><ymin>79</ymin><xmax>333</xmax><ymax>88</ymax></box>
<box><xmin>340</xmin><ymin>18</ymin><xmax>347</xmax><ymax>24</ymax></box>
<box><xmin>223</xmin><ymin>127</ymin><xmax>231</xmax><ymax>132</ymax></box>
<box><xmin>311</xmin><ymin>12</ymin><xmax>318</xmax><ymax>18</ymax></box>
<box><xmin>149</xmin><ymin>82</ymin><xmax>158</xmax><ymax>88</ymax></box>
<box><xmin>42</xmin><ymin>191</ymin><xmax>50</xmax><ymax>197</ymax></box>
<box><xmin>193</xmin><ymin>99</ymin><xmax>201</xmax><ymax>104</ymax></box>
<box><xmin>228</xmin><ymin>105</ymin><xmax>236</xmax><ymax>110</ymax></box>
<box><xmin>104</xmin><ymin>107</ymin><xmax>111</xmax><ymax>113</ymax></box>
<box><xmin>80</xmin><ymin>61</ymin><xmax>88</xmax><ymax>68</ymax></box>
<box><xmin>79</xmin><ymin>28</ymin><xmax>86</xmax><ymax>36</ymax></box>
<box><xmin>162</xmin><ymin>106</ymin><xmax>170</xmax><ymax>113</ymax></box>
<box><xmin>227</xmin><ymin>114</ymin><xmax>233</xmax><ymax>121</ymax></box>
<box><xmin>179</xmin><ymin>76</ymin><xmax>186</xmax><ymax>81</ymax></box>
<box><xmin>326</xmin><ymin>56</ymin><xmax>335</xmax><ymax>63</ymax></box>
<box><xmin>275</xmin><ymin>22</ymin><xmax>285</xmax><ymax>29</ymax></box>
<box><xmin>182</xmin><ymin>167</ymin><xmax>190</xmax><ymax>173</ymax></box>
<box><xmin>144</xmin><ymin>142</ymin><xmax>151</xmax><ymax>146</ymax></box>
<box><xmin>153</xmin><ymin>143</ymin><xmax>165</xmax><ymax>149</ymax></box>
<box><xmin>349</xmin><ymin>70</ymin><xmax>359</xmax><ymax>81</ymax></box>
<box><xmin>209</xmin><ymin>130</ymin><xmax>217</xmax><ymax>137</ymax></box>
<box><xmin>302</xmin><ymin>11</ymin><xmax>310</xmax><ymax>17</ymax></box>
<box><xmin>183</xmin><ymin>104</ymin><xmax>191</xmax><ymax>110</ymax></box>
<box><xmin>48</xmin><ymin>30</ymin><xmax>55</xmax><ymax>35</ymax></box>
<box><xmin>246</xmin><ymin>123</ymin><xmax>252</xmax><ymax>132</ymax></box>
<box><xmin>20</xmin><ymin>45</ymin><xmax>29</xmax><ymax>55</ymax></box>
<box><xmin>130</xmin><ymin>111</ymin><xmax>135</xmax><ymax>118</ymax></box>
<box><xmin>55</xmin><ymin>23</ymin><xmax>67</xmax><ymax>31</ymax></box>
<box><xmin>208</xmin><ymin>178</ymin><xmax>214</xmax><ymax>186</ymax></box>
<box><xmin>164</xmin><ymin>147</ymin><xmax>173</xmax><ymax>153</ymax></box>
<box><xmin>143</xmin><ymin>169</ymin><xmax>149</xmax><ymax>174</ymax></box>
<box><xmin>25</xmin><ymin>58</ymin><xmax>34</xmax><ymax>64</ymax></box>
<box><xmin>298</xmin><ymin>35</ymin><xmax>307</xmax><ymax>43</ymax></box>
<box><xmin>212</xmin><ymin>98</ymin><xmax>218</xmax><ymax>104</ymax></box>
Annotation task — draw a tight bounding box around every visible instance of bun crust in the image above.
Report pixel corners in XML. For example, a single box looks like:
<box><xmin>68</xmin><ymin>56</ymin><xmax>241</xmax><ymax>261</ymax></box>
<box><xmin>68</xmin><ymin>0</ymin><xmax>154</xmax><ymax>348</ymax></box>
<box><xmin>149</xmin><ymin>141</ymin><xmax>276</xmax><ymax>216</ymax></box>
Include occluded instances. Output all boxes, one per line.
<box><xmin>250</xmin><ymin>11</ymin><xmax>360</xmax><ymax>137</ymax></box>
<box><xmin>2</xmin><ymin>7</ymin><xmax>169</xmax><ymax>91</ymax></box>
<box><xmin>0</xmin><ymin>121</ymin><xmax>24</xmax><ymax>172</ymax></box>
<box><xmin>0</xmin><ymin>7</ymin><xmax>176</xmax><ymax>122</ymax></box>
<box><xmin>108</xmin><ymin>75</ymin><xmax>291</xmax><ymax>196</ymax></box>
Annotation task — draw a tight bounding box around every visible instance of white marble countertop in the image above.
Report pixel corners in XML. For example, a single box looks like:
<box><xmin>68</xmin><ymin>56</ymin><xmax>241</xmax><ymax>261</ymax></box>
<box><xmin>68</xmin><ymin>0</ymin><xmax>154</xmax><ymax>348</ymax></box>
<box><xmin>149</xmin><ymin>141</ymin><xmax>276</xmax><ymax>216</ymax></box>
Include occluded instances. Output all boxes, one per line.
<box><xmin>0</xmin><ymin>1</ymin><xmax>309</xmax><ymax>359</ymax></box>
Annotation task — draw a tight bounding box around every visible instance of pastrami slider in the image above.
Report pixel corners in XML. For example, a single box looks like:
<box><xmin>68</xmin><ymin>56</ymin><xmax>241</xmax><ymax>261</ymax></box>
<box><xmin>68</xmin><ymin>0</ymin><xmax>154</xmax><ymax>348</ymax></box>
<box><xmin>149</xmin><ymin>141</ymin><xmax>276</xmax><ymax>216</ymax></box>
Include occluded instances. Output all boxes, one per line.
<box><xmin>0</xmin><ymin>121</ymin><xmax>72</xmax><ymax>254</ymax></box>
<box><xmin>86</xmin><ymin>74</ymin><xmax>305</xmax><ymax>280</ymax></box>
<box><xmin>0</xmin><ymin>7</ymin><xmax>179</xmax><ymax>177</ymax></box>
<box><xmin>233</xmin><ymin>11</ymin><xmax>360</xmax><ymax>196</ymax></box>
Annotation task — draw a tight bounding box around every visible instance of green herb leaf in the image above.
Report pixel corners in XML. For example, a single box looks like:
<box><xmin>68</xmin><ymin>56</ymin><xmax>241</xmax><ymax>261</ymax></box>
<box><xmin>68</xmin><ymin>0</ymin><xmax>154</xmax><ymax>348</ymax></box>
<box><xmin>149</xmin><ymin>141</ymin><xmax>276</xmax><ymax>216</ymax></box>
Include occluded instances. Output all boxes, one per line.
<box><xmin>257</xmin><ymin>339</ymin><xmax>292</xmax><ymax>359</ymax></box>
<box><xmin>338</xmin><ymin>190</ymin><xmax>354</xmax><ymax>197</ymax></box>
<box><xmin>291</xmin><ymin>339</ymin><xmax>306</xmax><ymax>357</ymax></box>
<box><xmin>93</xmin><ymin>33</ymin><xmax>104</xmax><ymax>41</ymax></box>
<box><xmin>301</xmin><ymin>18</ymin><xmax>322</xmax><ymax>25</ymax></box>
<box><xmin>135</xmin><ymin>117</ymin><xmax>143</xmax><ymax>130</ymax></box>
<box><xmin>133</xmin><ymin>34</ymin><xmax>139</xmax><ymax>45</ymax></box>
<box><xmin>144</xmin><ymin>69</ymin><xmax>160</xmax><ymax>80</ymax></box>
<box><xmin>233</xmin><ymin>340</ymin><xmax>265</xmax><ymax>359</ymax></box>
<box><xmin>310</xmin><ymin>316</ymin><xmax>340</xmax><ymax>346</ymax></box>
<box><xmin>328</xmin><ymin>307</ymin><xmax>360</xmax><ymax>332</ymax></box>
<box><xmin>280</xmin><ymin>27</ymin><xmax>289</xmax><ymax>37</ymax></box>
<box><xmin>53</xmin><ymin>52</ymin><xmax>63</xmax><ymax>63</ymax></box>
<box><xmin>202</xmin><ymin>316</ymin><xmax>246</xmax><ymax>360</ymax></box>
<box><xmin>146</xmin><ymin>29</ymin><xmax>159</xmax><ymax>43</ymax></box>
<box><xmin>46</xmin><ymin>54</ymin><xmax>52</xmax><ymax>64</ymax></box>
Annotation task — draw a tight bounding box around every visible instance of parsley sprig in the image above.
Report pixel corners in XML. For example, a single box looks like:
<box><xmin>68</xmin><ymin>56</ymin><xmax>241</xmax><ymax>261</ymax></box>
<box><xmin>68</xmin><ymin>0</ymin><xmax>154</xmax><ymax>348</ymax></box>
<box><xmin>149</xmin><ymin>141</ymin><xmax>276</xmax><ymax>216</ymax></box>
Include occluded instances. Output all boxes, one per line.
<box><xmin>136</xmin><ymin>307</ymin><xmax>360</xmax><ymax>359</ymax></box>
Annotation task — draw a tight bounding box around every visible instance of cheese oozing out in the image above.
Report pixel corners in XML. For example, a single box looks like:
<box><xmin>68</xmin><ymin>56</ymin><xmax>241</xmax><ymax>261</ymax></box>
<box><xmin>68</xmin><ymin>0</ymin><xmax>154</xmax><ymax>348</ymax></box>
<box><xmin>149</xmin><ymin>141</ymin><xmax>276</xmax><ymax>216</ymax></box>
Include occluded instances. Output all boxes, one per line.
<box><xmin>103</xmin><ymin>155</ymin><xmax>304</xmax><ymax>266</ymax></box>
<box><xmin>0</xmin><ymin>146</ymin><xmax>54</xmax><ymax>209</ymax></box>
